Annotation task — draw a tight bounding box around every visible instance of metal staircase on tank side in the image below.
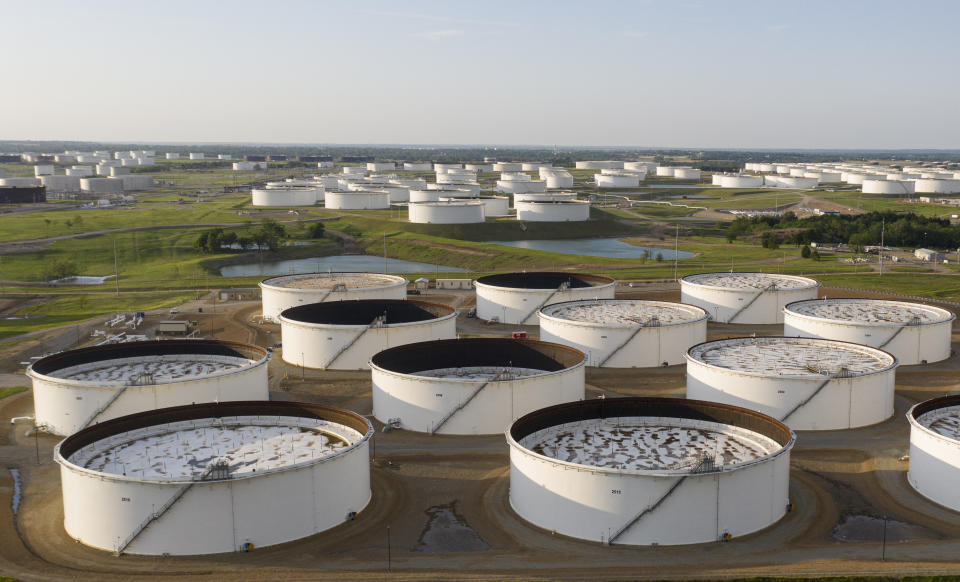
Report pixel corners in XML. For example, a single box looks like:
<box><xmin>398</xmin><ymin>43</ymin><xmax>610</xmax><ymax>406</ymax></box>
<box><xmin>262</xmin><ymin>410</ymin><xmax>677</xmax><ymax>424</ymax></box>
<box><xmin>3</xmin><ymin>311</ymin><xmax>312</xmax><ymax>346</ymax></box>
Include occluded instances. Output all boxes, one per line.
<box><xmin>430</xmin><ymin>368</ymin><xmax>511</xmax><ymax>435</ymax></box>
<box><xmin>596</xmin><ymin>316</ymin><xmax>660</xmax><ymax>367</ymax></box>
<box><xmin>517</xmin><ymin>281</ymin><xmax>571</xmax><ymax>325</ymax></box>
<box><xmin>79</xmin><ymin>372</ymin><xmax>155</xmax><ymax>430</ymax></box>
<box><xmin>322</xmin><ymin>314</ymin><xmax>386</xmax><ymax>370</ymax></box>
<box><xmin>727</xmin><ymin>282</ymin><xmax>777</xmax><ymax>323</ymax></box>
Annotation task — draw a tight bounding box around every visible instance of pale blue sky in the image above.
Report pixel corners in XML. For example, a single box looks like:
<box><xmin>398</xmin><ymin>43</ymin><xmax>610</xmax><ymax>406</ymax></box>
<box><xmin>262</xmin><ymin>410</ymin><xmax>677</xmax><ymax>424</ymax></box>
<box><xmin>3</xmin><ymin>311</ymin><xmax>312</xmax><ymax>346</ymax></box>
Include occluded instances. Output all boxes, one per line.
<box><xmin>1</xmin><ymin>0</ymin><xmax>958</xmax><ymax>148</ymax></box>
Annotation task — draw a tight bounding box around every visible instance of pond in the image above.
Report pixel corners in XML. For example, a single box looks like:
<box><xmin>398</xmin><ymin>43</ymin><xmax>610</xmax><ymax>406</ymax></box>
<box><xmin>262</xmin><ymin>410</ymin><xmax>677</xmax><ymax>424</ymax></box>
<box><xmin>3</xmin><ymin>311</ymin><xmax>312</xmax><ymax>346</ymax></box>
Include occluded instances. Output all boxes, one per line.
<box><xmin>486</xmin><ymin>238</ymin><xmax>694</xmax><ymax>260</ymax></box>
<box><xmin>219</xmin><ymin>255</ymin><xmax>468</xmax><ymax>277</ymax></box>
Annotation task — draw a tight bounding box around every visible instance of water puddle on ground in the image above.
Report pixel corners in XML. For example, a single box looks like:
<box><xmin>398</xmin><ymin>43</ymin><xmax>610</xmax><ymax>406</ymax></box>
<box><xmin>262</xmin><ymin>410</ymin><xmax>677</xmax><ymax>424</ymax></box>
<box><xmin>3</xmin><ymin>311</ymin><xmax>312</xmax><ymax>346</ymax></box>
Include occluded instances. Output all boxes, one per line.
<box><xmin>9</xmin><ymin>467</ymin><xmax>21</xmax><ymax>517</ymax></box>
<box><xmin>833</xmin><ymin>514</ymin><xmax>937</xmax><ymax>542</ymax></box>
<box><xmin>414</xmin><ymin>502</ymin><xmax>489</xmax><ymax>552</ymax></box>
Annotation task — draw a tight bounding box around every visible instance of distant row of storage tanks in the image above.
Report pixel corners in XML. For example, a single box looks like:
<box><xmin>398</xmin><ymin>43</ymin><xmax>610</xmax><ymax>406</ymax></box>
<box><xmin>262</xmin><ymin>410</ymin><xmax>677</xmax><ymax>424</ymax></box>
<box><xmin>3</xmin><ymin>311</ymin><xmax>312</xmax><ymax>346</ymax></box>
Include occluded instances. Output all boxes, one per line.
<box><xmin>33</xmin><ymin>268</ymin><xmax>960</xmax><ymax>553</ymax></box>
<box><xmin>739</xmin><ymin>161</ymin><xmax>960</xmax><ymax>194</ymax></box>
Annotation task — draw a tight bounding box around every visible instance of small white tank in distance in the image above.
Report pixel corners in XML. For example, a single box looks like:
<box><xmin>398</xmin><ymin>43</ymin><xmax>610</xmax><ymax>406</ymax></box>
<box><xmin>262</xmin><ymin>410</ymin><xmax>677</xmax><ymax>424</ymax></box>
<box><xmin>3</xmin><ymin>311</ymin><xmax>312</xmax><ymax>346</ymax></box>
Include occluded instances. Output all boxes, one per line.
<box><xmin>764</xmin><ymin>176</ymin><xmax>819</xmax><ymax>188</ymax></box>
<box><xmin>673</xmin><ymin>168</ymin><xmax>701</xmax><ymax>180</ymax></box>
<box><xmin>259</xmin><ymin>272</ymin><xmax>409</xmax><ymax>322</ymax></box>
<box><xmin>409</xmin><ymin>189</ymin><xmax>441</xmax><ymax>203</ymax></box>
<box><xmin>464</xmin><ymin>163</ymin><xmax>494</xmax><ymax>172</ymax></box>
<box><xmin>80</xmin><ymin>177</ymin><xmax>124</xmax><ymax>194</ymax></box>
<box><xmin>497</xmin><ymin>177</ymin><xmax>547</xmax><ymax>194</ymax></box>
<box><xmin>513</xmin><ymin>192</ymin><xmax>578</xmax><ymax>206</ymax></box>
<box><xmin>34</xmin><ymin>164</ymin><xmax>54</xmax><ymax>176</ymax></box>
<box><xmin>367</xmin><ymin>162</ymin><xmax>395</xmax><ymax>172</ymax></box>
<box><xmin>758</xmin><ymin>164</ymin><xmax>777</xmax><ymax>173</ymax></box>
<box><xmin>188</xmin><ymin>153</ymin><xmax>204</xmax><ymax>160</ymax></box>
<box><xmin>403</xmin><ymin>162</ymin><xmax>432</xmax><ymax>171</ymax></box>
<box><xmin>439</xmin><ymin>195</ymin><xmax>510</xmax><ymax>217</ymax></box>
<box><xmin>65</xmin><ymin>166</ymin><xmax>94</xmax><ymax>177</ymax></box>
<box><xmin>324</xmin><ymin>190</ymin><xmax>390</xmax><ymax>209</ymax></box>
<box><xmin>680</xmin><ymin>273</ymin><xmax>820</xmax><ymax>324</ymax></box>
<box><xmin>595</xmin><ymin>172</ymin><xmax>640</xmax><ymax>188</ymax></box>
<box><xmin>28</xmin><ymin>340</ymin><xmax>270</xmax><ymax>436</ymax></box>
<box><xmin>475</xmin><ymin>272</ymin><xmax>616</xmax><ymax>325</ymax></box>
<box><xmin>907</xmin><ymin>396</ymin><xmax>960</xmax><ymax>512</ymax></box>
<box><xmin>538</xmin><ymin>300</ymin><xmax>707</xmax><ymax>367</ymax></box>
<box><xmin>166</xmin><ymin>153</ymin><xmax>180</xmax><ymax>159</ymax></box>
<box><xmin>55</xmin><ymin>401</ymin><xmax>372</xmax><ymax>555</ymax></box>
<box><xmin>493</xmin><ymin>162</ymin><xmax>523</xmax><ymax>172</ymax></box>
<box><xmin>624</xmin><ymin>161</ymin><xmax>656</xmax><ymax>173</ymax></box>
<box><xmin>783</xmin><ymin>298</ymin><xmax>954</xmax><ymax>365</ymax></box>
<box><xmin>515</xmin><ymin>200</ymin><xmax>590</xmax><ymax>222</ymax></box>
<box><xmin>508</xmin><ymin>397</ymin><xmax>795</xmax><ymax>545</ymax></box>
<box><xmin>279</xmin><ymin>299</ymin><xmax>457</xmax><ymax>370</ymax></box>
<box><xmin>575</xmin><ymin>161</ymin><xmax>623</xmax><ymax>170</ymax></box>
<box><xmin>719</xmin><ymin>175</ymin><xmax>764</xmax><ymax>188</ymax></box>
<box><xmin>341</xmin><ymin>166</ymin><xmax>366</xmax><ymax>175</ymax></box>
<box><xmin>40</xmin><ymin>175</ymin><xmax>81</xmax><ymax>193</ymax></box>
<box><xmin>408</xmin><ymin>201</ymin><xmax>485</xmax><ymax>224</ymax></box>
<box><xmin>371</xmin><ymin>338</ymin><xmax>586</xmax><ymax>435</ymax></box>
<box><xmin>686</xmin><ymin>337</ymin><xmax>898</xmax><ymax>430</ymax></box>
<box><xmin>251</xmin><ymin>187</ymin><xmax>321</xmax><ymax>206</ymax></box>
<box><xmin>656</xmin><ymin>167</ymin><xmax>676</xmax><ymax>177</ymax></box>
<box><xmin>0</xmin><ymin>177</ymin><xmax>42</xmax><ymax>187</ymax></box>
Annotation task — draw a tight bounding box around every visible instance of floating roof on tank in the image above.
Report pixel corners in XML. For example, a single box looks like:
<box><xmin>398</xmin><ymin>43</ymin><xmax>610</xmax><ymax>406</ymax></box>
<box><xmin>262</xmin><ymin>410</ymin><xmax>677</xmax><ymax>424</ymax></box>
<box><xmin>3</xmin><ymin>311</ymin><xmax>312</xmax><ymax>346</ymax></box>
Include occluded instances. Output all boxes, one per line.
<box><xmin>475</xmin><ymin>272</ymin><xmax>614</xmax><ymax>290</ymax></box>
<box><xmin>279</xmin><ymin>298</ymin><xmax>454</xmax><ymax>325</ymax></box>
<box><xmin>370</xmin><ymin>338</ymin><xmax>585</xmax><ymax>373</ymax></box>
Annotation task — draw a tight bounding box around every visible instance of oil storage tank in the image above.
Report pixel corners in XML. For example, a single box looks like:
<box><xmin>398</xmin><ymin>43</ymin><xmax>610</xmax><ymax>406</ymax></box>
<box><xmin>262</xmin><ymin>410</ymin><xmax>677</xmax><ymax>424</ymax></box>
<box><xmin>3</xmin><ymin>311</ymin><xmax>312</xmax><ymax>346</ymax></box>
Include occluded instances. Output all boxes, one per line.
<box><xmin>718</xmin><ymin>175</ymin><xmax>763</xmax><ymax>188</ymax></box>
<box><xmin>538</xmin><ymin>299</ymin><xmax>708</xmax><ymax>367</ymax></box>
<box><xmin>324</xmin><ymin>190</ymin><xmax>390</xmax><ymax>210</ymax></box>
<box><xmin>680</xmin><ymin>273</ymin><xmax>820</xmax><ymax>324</ymax></box>
<box><xmin>371</xmin><ymin>338</ymin><xmax>585</xmax><ymax>435</ymax></box>
<box><xmin>251</xmin><ymin>187</ymin><xmax>321</xmax><ymax>206</ymax></box>
<box><xmin>515</xmin><ymin>200</ymin><xmax>590</xmax><ymax>222</ymax></box>
<box><xmin>907</xmin><ymin>395</ymin><xmax>960</xmax><ymax>512</ymax></box>
<box><xmin>784</xmin><ymin>298</ymin><xmax>954</xmax><ymax>366</ymax></box>
<box><xmin>408</xmin><ymin>201</ymin><xmax>485</xmax><ymax>224</ymax></box>
<box><xmin>54</xmin><ymin>401</ymin><xmax>372</xmax><ymax>555</ymax></box>
<box><xmin>508</xmin><ymin>397</ymin><xmax>795</xmax><ymax>545</ymax></box>
<box><xmin>475</xmin><ymin>272</ymin><xmax>616</xmax><ymax>325</ymax></box>
<box><xmin>259</xmin><ymin>272</ymin><xmax>409</xmax><ymax>322</ymax></box>
<box><xmin>686</xmin><ymin>337</ymin><xmax>897</xmax><ymax>430</ymax></box>
<box><xmin>28</xmin><ymin>340</ymin><xmax>269</xmax><ymax>436</ymax></box>
<box><xmin>279</xmin><ymin>299</ymin><xmax>456</xmax><ymax>369</ymax></box>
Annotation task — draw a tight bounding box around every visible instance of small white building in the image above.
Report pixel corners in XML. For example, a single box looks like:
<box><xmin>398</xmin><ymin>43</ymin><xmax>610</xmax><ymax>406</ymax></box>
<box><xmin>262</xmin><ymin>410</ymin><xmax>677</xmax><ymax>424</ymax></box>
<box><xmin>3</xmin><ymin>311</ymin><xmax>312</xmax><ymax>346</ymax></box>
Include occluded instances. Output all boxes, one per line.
<box><xmin>915</xmin><ymin>248</ymin><xmax>944</xmax><ymax>262</ymax></box>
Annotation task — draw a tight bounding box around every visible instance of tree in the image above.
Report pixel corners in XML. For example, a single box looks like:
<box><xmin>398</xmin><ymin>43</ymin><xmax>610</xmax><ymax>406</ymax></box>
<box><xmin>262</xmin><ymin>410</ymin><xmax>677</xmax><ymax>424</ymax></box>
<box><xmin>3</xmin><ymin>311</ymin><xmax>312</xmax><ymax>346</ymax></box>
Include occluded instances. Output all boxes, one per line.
<box><xmin>801</xmin><ymin>245</ymin><xmax>812</xmax><ymax>259</ymax></box>
<box><xmin>811</xmin><ymin>250</ymin><xmax>821</xmax><ymax>261</ymax></box>
<box><xmin>848</xmin><ymin>232</ymin><xmax>869</xmax><ymax>254</ymax></box>
<box><xmin>640</xmin><ymin>249</ymin><xmax>651</xmax><ymax>264</ymax></box>
<box><xmin>45</xmin><ymin>258</ymin><xmax>79</xmax><ymax>281</ymax></box>
<box><xmin>655</xmin><ymin>252</ymin><xmax>664</xmax><ymax>262</ymax></box>
<box><xmin>761</xmin><ymin>232</ymin><xmax>780</xmax><ymax>250</ymax></box>
<box><xmin>307</xmin><ymin>221</ymin><xmax>326</xmax><ymax>239</ymax></box>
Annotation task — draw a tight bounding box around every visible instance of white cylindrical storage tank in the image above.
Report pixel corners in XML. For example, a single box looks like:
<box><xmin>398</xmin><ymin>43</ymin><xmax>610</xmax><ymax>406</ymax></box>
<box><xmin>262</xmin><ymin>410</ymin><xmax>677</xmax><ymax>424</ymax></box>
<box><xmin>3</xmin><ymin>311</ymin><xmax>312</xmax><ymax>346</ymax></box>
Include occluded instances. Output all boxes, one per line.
<box><xmin>575</xmin><ymin>161</ymin><xmax>623</xmax><ymax>170</ymax></box>
<box><xmin>80</xmin><ymin>177</ymin><xmax>124</xmax><ymax>194</ymax></box>
<box><xmin>433</xmin><ymin>163</ymin><xmax>462</xmax><ymax>173</ymax></box>
<box><xmin>508</xmin><ymin>397</ymin><xmax>795</xmax><ymax>545</ymax></box>
<box><xmin>34</xmin><ymin>164</ymin><xmax>54</xmax><ymax>176</ymax></box>
<box><xmin>515</xmin><ymin>200</ymin><xmax>590</xmax><ymax>222</ymax></box>
<box><xmin>0</xmin><ymin>177</ymin><xmax>42</xmax><ymax>187</ymax></box>
<box><xmin>718</xmin><ymin>175</ymin><xmax>764</xmax><ymax>188</ymax></box>
<box><xmin>539</xmin><ymin>299</ymin><xmax>708</xmax><ymax>368</ymax></box>
<box><xmin>260</xmin><ymin>272</ymin><xmax>408</xmax><ymax>323</ymax></box>
<box><xmin>764</xmin><ymin>176</ymin><xmax>819</xmax><ymax>189</ymax></box>
<box><xmin>28</xmin><ymin>340</ymin><xmax>270</xmax><ymax>437</ymax></box>
<box><xmin>341</xmin><ymin>166</ymin><xmax>366</xmax><ymax>175</ymax></box>
<box><xmin>843</xmin><ymin>172</ymin><xmax>867</xmax><ymax>185</ymax></box>
<box><xmin>40</xmin><ymin>175</ymin><xmax>81</xmax><ymax>193</ymax></box>
<box><xmin>655</xmin><ymin>166</ymin><xmax>676</xmax><ymax>177</ymax></box>
<box><xmin>403</xmin><ymin>162</ymin><xmax>432</xmax><ymax>171</ymax></box>
<box><xmin>711</xmin><ymin>174</ymin><xmax>723</xmax><ymax>185</ymax></box>
<box><xmin>165</xmin><ymin>153</ymin><xmax>180</xmax><ymax>160</ymax></box>
<box><xmin>680</xmin><ymin>273</ymin><xmax>820</xmax><ymax>324</ymax></box>
<box><xmin>371</xmin><ymin>338</ymin><xmax>585</xmax><ymax>435</ymax></box>
<box><xmin>497</xmin><ymin>179</ymin><xmax>547</xmax><ymax>194</ymax></box>
<box><xmin>188</xmin><ymin>153</ymin><xmax>204</xmax><ymax>160</ymax></box>
<box><xmin>389</xmin><ymin>177</ymin><xmax>427</xmax><ymax>189</ymax></box>
<box><xmin>324</xmin><ymin>190</ymin><xmax>390</xmax><ymax>209</ymax></box>
<box><xmin>513</xmin><ymin>192</ymin><xmax>578</xmax><ymax>206</ymax></box>
<box><xmin>109</xmin><ymin>166</ymin><xmax>130</xmax><ymax>177</ymax></box>
<box><xmin>464</xmin><ymin>163</ymin><xmax>494</xmax><ymax>172</ymax></box>
<box><xmin>915</xmin><ymin>179</ymin><xmax>960</xmax><ymax>194</ymax></box>
<box><xmin>217</xmin><ymin>154</ymin><xmax>232</xmax><ymax>160</ymax></box>
<box><xmin>367</xmin><ymin>162</ymin><xmax>395</xmax><ymax>172</ymax></box>
<box><xmin>493</xmin><ymin>162</ymin><xmax>524</xmax><ymax>172</ymax></box>
<box><xmin>544</xmin><ymin>173</ymin><xmax>573</xmax><ymax>189</ymax></box>
<box><xmin>624</xmin><ymin>161</ymin><xmax>656</xmax><ymax>173</ymax></box>
<box><xmin>251</xmin><ymin>187</ymin><xmax>320</xmax><ymax>206</ymax></box>
<box><xmin>595</xmin><ymin>173</ymin><xmax>640</xmax><ymax>188</ymax></box>
<box><xmin>789</xmin><ymin>167</ymin><xmax>806</xmax><ymax>177</ymax></box>
<box><xmin>55</xmin><ymin>400</ymin><xmax>371</xmax><ymax>555</ymax></box>
<box><xmin>907</xmin><ymin>396</ymin><xmax>960</xmax><ymax>512</ymax></box>
<box><xmin>775</xmin><ymin>165</ymin><xmax>792</xmax><ymax>175</ymax></box>
<box><xmin>232</xmin><ymin>162</ymin><xmax>255</xmax><ymax>171</ymax></box>
<box><xmin>409</xmin><ymin>189</ymin><xmax>441</xmax><ymax>203</ymax></box>
<box><xmin>686</xmin><ymin>337</ymin><xmax>897</xmax><ymax>430</ymax></box>
<box><xmin>431</xmin><ymin>181</ymin><xmax>481</xmax><ymax>194</ymax></box>
<box><xmin>521</xmin><ymin>163</ymin><xmax>548</xmax><ymax>171</ymax></box>
<box><xmin>783</xmin><ymin>298</ymin><xmax>954</xmax><ymax>366</ymax></box>
<box><xmin>757</xmin><ymin>163</ymin><xmax>777</xmax><ymax>173</ymax></box>
<box><xmin>673</xmin><ymin>168</ymin><xmax>701</xmax><ymax>180</ymax></box>
<box><xmin>408</xmin><ymin>201</ymin><xmax>485</xmax><ymax>224</ymax></box>
<box><xmin>440</xmin><ymin>195</ymin><xmax>510</xmax><ymax>217</ymax></box>
<box><xmin>279</xmin><ymin>299</ymin><xmax>457</xmax><ymax>370</ymax></box>
<box><xmin>816</xmin><ymin>170</ymin><xmax>843</xmax><ymax>182</ymax></box>
<box><xmin>475</xmin><ymin>272</ymin><xmax>616</xmax><ymax>325</ymax></box>
<box><xmin>117</xmin><ymin>175</ymin><xmax>153</xmax><ymax>191</ymax></box>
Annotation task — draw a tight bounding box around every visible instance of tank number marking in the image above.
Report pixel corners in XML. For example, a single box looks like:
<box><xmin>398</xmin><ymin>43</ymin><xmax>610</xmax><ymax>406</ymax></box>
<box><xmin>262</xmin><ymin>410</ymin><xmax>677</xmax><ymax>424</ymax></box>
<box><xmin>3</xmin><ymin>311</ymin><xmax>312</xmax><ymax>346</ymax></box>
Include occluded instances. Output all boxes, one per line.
<box><xmin>76</xmin><ymin>396</ymin><xmax>83</xmax><ymax>400</ymax></box>
<box><xmin>121</xmin><ymin>497</ymin><xmax>130</xmax><ymax>502</ymax></box>
<box><xmin>435</xmin><ymin>393</ymin><xmax>443</xmax><ymax>398</ymax></box>
<box><xmin>777</xmin><ymin>390</ymin><xmax>786</xmax><ymax>394</ymax></box>
<box><xmin>611</xmin><ymin>489</ymin><xmax>622</xmax><ymax>495</ymax></box>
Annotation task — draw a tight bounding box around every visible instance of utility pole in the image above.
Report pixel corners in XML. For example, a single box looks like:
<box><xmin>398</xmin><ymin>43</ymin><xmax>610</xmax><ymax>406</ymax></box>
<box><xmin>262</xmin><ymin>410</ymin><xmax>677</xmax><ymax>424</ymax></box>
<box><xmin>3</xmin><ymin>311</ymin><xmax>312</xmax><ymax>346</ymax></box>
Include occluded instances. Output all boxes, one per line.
<box><xmin>383</xmin><ymin>232</ymin><xmax>387</xmax><ymax>274</ymax></box>
<box><xmin>113</xmin><ymin>239</ymin><xmax>120</xmax><ymax>296</ymax></box>
<box><xmin>673</xmin><ymin>224</ymin><xmax>680</xmax><ymax>281</ymax></box>
<box><xmin>387</xmin><ymin>525</ymin><xmax>392</xmax><ymax>573</ymax></box>
<box><xmin>879</xmin><ymin>218</ymin><xmax>885</xmax><ymax>277</ymax></box>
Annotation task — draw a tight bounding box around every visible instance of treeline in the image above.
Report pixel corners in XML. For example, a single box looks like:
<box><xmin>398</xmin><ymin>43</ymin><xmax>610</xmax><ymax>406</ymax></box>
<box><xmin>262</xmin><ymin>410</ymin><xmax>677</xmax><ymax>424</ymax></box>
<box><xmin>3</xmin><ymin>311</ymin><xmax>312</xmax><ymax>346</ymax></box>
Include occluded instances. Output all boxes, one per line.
<box><xmin>727</xmin><ymin>211</ymin><xmax>959</xmax><ymax>250</ymax></box>
<box><xmin>194</xmin><ymin>220</ymin><xmax>324</xmax><ymax>253</ymax></box>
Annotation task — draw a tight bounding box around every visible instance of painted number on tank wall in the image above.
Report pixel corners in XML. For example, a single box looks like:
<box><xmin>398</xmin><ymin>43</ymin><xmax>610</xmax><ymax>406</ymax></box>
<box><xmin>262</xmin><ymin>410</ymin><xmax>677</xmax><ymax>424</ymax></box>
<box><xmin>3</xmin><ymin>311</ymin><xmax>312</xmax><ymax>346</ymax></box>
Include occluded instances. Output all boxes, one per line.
<box><xmin>611</xmin><ymin>489</ymin><xmax>621</xmax><ymax>495</ymax></box>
